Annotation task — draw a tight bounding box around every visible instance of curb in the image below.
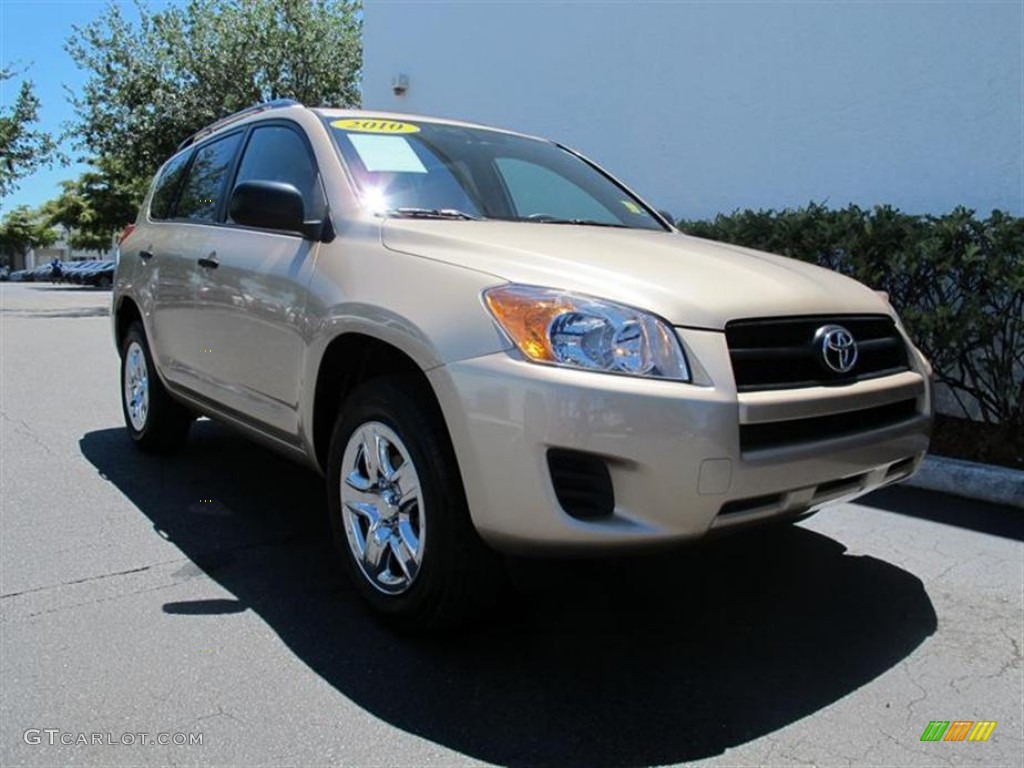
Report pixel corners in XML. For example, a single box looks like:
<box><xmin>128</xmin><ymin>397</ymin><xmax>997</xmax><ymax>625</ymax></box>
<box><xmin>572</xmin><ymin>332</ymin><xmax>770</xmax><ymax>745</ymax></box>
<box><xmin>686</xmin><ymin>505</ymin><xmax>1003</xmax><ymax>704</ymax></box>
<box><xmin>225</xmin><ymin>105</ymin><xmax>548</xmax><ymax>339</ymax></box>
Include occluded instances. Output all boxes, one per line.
<box><xmin>903</xmin><ymin>454</ymin><xmax>1024</xmax><ymax>509</ymax></box>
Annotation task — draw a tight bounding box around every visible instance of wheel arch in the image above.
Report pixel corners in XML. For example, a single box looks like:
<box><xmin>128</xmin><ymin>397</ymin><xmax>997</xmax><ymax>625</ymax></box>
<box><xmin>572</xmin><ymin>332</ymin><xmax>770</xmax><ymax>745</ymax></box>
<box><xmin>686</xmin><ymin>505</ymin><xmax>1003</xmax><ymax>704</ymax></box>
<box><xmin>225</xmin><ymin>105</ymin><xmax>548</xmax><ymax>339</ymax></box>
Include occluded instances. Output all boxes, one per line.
<box><xmin>310</xmin><ymin>332</ymin><xmax>453</xmax><ymax>474</ymax></box>
<box><xmin>114</xmin><ymin>295</ymin><xmax>144</xmax><ymax>354</ymax></box>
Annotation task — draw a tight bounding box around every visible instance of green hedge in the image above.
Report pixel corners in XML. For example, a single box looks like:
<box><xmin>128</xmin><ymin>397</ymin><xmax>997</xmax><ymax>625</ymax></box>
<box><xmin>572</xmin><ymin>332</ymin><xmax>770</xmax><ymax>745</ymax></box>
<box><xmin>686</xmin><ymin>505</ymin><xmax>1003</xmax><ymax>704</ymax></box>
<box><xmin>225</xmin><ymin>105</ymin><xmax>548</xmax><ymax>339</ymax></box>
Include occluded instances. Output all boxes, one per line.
<box><xmin>676</xmin><ymin>204</ymin><xmax>1024</xmax><ymax>435</ymax></box>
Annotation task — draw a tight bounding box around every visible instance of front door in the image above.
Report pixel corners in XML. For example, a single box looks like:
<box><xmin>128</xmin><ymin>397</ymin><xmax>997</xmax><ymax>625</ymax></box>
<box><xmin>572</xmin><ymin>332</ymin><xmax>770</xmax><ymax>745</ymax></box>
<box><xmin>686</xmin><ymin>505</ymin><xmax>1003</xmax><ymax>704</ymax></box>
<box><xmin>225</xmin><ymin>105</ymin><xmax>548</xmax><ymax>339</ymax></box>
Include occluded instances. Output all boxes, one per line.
<box><xmin>191</xmin><ymin>123</ymin><xmax>326</xmax><ymax>438</ymax></box>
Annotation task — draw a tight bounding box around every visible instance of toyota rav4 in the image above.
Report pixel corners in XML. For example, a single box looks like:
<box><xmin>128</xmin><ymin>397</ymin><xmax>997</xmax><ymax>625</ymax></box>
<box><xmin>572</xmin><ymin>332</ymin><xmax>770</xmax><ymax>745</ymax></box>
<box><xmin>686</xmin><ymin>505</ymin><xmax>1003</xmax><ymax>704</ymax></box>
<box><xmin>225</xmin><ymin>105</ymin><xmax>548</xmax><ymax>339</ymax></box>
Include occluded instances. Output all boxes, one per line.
<box><xmin>113</xmin><ymin>100</ymin><xmax>932</xmax><ymax>629</ymax></box>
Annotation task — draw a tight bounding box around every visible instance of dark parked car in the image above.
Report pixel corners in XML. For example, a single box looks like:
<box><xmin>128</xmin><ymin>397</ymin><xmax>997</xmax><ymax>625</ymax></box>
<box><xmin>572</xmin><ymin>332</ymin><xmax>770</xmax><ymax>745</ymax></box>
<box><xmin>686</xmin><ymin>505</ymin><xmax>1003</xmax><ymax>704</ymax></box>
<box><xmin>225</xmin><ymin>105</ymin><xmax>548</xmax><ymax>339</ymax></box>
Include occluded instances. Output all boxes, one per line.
<box><xmin>59</xmin><ymin>262</ymin><xmax>81</xmax><ymax>282</ymax></box>
<box><xmin>29</xmin><ymin>265</ymin><xmax>54</xmax><ymax>282</ymax></box>
<box><xmin>60</xmin><ymin>260</ymin><xmax>99</xmax><ymax>284</ymax></box>
<box><xmin>82</xmin><ymin>260</ymin><xmax>115</xmax><ymax>288</ymax></box>
<box><xmin>63</xmin><ymin>261</ymin><xmax>95</xmax><ymax>283</ymax></box>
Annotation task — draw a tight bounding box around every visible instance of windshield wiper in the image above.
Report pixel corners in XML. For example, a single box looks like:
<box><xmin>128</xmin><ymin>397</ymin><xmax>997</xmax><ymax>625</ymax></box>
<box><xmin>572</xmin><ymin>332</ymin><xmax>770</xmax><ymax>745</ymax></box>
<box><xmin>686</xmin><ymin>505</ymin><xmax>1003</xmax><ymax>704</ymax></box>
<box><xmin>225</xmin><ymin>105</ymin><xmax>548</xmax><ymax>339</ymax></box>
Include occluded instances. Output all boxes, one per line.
<box><xmin>525</xmin><ymin>217</ymin><xmax>631</xmax><ymax>229</ymax></box>
<box><xmin>385</xmin><ymin>207</ymin><xmax>481</xmax><ymax>221</ymax></box>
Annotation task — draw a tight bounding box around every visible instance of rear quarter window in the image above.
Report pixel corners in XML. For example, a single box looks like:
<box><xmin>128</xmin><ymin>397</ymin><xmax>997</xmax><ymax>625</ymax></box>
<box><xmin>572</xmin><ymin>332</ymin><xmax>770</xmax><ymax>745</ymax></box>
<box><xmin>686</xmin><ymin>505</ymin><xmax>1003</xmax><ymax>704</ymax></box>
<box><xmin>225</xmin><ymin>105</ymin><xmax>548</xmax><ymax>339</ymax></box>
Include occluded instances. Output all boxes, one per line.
<box><xmin>149</xmin><ymin>152</ymin><xmax>191</xmax><ymax>220</ymax></box>
<box><xmin>175</xmin><ymin>132</ymin><xmax>244</xmax><ymax>222</ymax></box>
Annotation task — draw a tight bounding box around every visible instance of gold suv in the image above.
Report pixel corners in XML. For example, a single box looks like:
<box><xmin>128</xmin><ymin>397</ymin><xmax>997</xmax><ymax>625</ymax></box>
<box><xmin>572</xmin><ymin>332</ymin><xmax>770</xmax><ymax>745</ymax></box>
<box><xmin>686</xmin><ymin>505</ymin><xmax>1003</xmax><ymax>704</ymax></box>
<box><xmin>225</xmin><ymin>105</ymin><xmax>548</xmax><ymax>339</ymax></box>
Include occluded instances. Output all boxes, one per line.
<box><xmin>113</xmin><ymin>101</ymin><xmax>932</xmax><ymax>628</ymax></box>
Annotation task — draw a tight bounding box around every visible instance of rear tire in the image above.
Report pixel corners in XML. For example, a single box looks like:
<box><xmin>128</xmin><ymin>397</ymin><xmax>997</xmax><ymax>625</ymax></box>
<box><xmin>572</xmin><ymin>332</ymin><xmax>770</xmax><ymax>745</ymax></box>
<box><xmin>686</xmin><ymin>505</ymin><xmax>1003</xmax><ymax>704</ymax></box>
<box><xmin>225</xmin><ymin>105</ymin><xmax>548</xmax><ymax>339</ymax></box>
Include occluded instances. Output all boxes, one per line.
<box><xmin>120</xmin><ymin>321</ymin><xmax>192</xmax><ymax>453</ymax></box>
<box><xmin>327</xmin><ymin>377</ymin><xmax>503</xmax><ymax>632</ymax></box>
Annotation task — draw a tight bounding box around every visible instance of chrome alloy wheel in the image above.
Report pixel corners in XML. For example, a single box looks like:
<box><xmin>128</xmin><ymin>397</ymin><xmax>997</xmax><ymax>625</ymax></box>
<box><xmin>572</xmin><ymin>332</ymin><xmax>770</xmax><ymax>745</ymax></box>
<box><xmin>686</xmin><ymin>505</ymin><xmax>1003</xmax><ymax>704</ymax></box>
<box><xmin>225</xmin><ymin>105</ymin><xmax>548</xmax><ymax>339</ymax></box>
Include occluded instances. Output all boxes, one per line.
<box><xmin>124</xmin><ymin>341</ymin><xmax>150</xmax><ymax>432</ymax></box>
<box><xmin>340</xmin><ymin>421</ymin><xmax>426</xmax><ymax>595</ymax></box>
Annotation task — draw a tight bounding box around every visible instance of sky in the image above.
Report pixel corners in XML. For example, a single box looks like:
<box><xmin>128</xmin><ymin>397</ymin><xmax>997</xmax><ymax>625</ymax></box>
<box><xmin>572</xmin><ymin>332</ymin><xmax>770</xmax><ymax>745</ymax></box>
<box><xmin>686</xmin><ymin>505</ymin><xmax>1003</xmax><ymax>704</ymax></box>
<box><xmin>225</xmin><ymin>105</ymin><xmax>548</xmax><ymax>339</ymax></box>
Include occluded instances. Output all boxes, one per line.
<box><xmin>0</xmin><ymin>0</ymin><xmax>173</xmax><ymax>214</ymax></box>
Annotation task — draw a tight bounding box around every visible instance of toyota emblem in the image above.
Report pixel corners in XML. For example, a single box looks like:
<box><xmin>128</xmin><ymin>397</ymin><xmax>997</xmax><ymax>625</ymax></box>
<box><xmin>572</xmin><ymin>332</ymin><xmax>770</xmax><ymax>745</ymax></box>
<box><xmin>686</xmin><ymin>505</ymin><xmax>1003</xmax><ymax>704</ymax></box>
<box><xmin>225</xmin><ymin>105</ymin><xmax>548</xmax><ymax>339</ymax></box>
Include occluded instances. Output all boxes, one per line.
<box><xmin>815</xmin><ymin>325</ymin><xmax>858</xmax><ymax>373</ymax></box>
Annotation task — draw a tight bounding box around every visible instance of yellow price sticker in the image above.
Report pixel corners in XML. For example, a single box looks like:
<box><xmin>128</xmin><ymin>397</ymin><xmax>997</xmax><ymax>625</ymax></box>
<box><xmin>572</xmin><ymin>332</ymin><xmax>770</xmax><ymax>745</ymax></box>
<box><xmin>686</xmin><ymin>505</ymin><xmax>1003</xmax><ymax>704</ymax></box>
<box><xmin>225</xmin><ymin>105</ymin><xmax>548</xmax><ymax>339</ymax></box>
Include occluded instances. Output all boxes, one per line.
<box><xmin>621</xmin><ymin>200</ymin><xmax>644</xmax><ymax>215</ymax></box>
<box><xmin>332</xmin><ymin>118</ymin><xmax>420</xmax><ymax>134</ymax></box>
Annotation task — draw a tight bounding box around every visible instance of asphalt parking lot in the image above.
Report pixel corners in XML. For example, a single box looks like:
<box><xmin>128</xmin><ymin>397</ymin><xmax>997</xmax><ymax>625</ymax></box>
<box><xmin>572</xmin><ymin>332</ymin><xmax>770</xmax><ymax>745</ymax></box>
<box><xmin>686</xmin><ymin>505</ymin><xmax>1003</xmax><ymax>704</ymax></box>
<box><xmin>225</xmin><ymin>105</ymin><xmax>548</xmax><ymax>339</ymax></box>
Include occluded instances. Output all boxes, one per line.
<box><xmin>1</xmin><ymin>281</ymin><xmax>1021</xmax><ymax>767</ymax></box>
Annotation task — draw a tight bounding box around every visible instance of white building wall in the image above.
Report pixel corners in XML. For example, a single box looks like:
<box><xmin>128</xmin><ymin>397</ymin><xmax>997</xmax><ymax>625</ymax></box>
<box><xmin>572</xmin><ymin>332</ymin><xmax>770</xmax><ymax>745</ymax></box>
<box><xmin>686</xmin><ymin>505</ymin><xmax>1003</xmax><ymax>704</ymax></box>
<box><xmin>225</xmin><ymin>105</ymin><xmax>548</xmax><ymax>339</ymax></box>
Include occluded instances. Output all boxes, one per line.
<box><xmin>363</xmin><ymin>1</ymin><xmax>1022</xmax><ymax>220</ymax></box>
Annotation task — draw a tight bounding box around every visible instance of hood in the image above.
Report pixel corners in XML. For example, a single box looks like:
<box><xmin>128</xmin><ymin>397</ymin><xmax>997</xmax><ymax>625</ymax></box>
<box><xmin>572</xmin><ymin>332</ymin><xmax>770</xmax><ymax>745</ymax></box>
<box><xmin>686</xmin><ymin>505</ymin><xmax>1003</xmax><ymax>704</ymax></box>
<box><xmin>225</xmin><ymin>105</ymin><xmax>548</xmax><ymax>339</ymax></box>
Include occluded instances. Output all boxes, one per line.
<box><xmin>381</xmin><ymin>220</ymin><xmax>891</xmax><ymax>330</ymax></box>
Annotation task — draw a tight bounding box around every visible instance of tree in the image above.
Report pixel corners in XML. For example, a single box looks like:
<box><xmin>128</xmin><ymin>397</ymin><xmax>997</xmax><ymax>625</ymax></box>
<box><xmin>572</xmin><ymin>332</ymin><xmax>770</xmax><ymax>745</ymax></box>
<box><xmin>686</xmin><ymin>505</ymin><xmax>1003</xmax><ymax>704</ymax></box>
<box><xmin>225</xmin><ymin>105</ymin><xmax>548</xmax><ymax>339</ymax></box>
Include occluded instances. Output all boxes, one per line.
<box><xmin>42</xmin><ymin>158</ymin><xmax>145</xmax><ymax>252</ymax></box>
<box><xmin>65</xmin><ymin>0</ymin><xmax>362</xmax><ymax>184</ymax></box>
<box><xmin>0</xmin><ymin>206</ymin><xmax>57</xmax><ymax>264</ymax></box>
<box><xmin>0</xmin><ymin>67</ymin><xmax>58</xmax><ymax>201</ymax></box>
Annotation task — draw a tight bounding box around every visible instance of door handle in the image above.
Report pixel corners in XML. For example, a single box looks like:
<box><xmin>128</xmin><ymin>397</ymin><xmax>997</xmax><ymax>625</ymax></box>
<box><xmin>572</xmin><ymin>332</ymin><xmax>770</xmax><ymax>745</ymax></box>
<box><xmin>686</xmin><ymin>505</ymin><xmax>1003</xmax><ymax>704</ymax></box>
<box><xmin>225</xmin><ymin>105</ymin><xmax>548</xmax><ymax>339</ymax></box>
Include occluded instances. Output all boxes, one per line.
<box><xmin>139</xmin><ymin>249</ymin><xmax>154</xmax><ymax>261</ymax></box>
<box><xmin>198</xmin><ymin>254</ymin><xmax>219</xmax><ymax>269</ymax></box>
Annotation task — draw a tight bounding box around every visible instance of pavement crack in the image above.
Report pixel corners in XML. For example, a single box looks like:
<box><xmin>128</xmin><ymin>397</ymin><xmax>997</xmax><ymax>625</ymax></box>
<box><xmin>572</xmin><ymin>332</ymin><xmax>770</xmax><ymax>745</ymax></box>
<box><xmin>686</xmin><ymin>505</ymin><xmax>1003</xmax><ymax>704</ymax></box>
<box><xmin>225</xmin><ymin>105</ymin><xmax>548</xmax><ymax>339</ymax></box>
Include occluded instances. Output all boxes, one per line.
<box><xmin>900</xmin><ymin>661</ymin><xmax>930</xmax><ymax>718</ymax></box>
<box><xmin>1000</xmin><ymin>626</ymin><xmax>1023</xmax><ymax>663</ymax></box>
<box><xmin>12</xmin><ymin>581</ymin><xmax>185</xmax><ymax>619</ymax></box>
<box><xmin>978</xmin><ymin>652</ymin><xmax>1023</xmax><ymax>682</ymax></box>
<box><xmin>1</xmin><ymin>538</ymin><xmax>299</xmax><ymax>602</ymax></box>
<box><xmin>0</xmin><ymin>557</ymin><xmax>187</xmax><ymax>599</ymax></box>
<box><xmin>194</xmin><ymin>706</ymin><xmax>247</xmax><ymax>727</ymax></box>
<box><xmin>0</xmin><ymin>408</ymin><xmax>54</xmax><ymax>455</ymax></box>
<box><xmin>876</xmin><ymin>726</ymin><xmax>956</xmax><ymax>768</ymax></box>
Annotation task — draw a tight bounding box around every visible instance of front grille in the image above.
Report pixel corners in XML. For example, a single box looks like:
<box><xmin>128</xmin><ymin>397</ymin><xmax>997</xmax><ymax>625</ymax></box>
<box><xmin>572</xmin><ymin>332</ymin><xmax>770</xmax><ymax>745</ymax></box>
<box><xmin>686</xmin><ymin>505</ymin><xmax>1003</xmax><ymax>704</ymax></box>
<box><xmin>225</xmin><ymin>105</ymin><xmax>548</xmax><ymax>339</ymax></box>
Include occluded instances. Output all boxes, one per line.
<box><xmin>813</xmin><ymin>474</ymin><xmax>865</xmax><ymax>500</ymax></box>
<box><xmin>547</xmin><ymin>449</ymin><xmax>614</xmax><ymax>520</ymax></box>
<box><xmin>725</xmin><ymin>315</ymin><xmax>910</xmax><ymax>392</ymax></box>
<box><xmin>885</xmin><ymin>456</ymin><xmax>916</xmax><ymax>480</ymax></box>
<box><xmin>740</xmin><ymin>398</ymin><xmax>919</xmax><ymax>452</ymax></box>
<box><xmin>716</xmin><ymin>472</ymin><xmax>869</xmax><ymax>521</ymax></box>
<box><xmin>718</xmin><ymin>493</ymin><xmax>783</xmax><ymax>516</ymax></box>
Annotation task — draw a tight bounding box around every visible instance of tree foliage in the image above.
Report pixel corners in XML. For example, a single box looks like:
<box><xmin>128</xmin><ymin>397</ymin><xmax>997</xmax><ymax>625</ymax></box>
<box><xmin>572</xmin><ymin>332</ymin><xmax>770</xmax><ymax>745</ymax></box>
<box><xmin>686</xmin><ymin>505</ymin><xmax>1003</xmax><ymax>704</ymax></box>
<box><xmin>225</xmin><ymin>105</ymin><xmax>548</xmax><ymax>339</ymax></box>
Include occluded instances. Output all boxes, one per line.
<box><xmin>65</xmin><ymin>0</ymin><xmax>362</xmax><ymax>184</ymax></box>
<box><xmin>42</xmin><ymin>158</ymin><xmax>145</xmax><ymax>252</ymax></box>
<box><xmin>0</xmin><ymin>67</ymin><xmax>58</xmax><ymax>200</ymax></box>
<box><xmin>678</xmin><ymin>204</ymin><xmax>1024</xmax><ymax>441</ymax></box>
<box><xmin>0</xmin><ymin>206</ymin><xmax>57</xmax><ymax>259</ymax></box>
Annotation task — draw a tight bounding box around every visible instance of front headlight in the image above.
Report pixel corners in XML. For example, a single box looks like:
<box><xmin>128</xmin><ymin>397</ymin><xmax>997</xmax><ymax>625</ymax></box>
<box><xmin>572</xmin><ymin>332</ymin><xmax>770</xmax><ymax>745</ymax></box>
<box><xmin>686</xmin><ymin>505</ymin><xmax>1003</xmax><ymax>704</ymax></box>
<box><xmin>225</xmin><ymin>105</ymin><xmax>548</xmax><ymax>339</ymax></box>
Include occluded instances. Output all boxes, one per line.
<box><xmin>484</xmin><ymin>284</ymin><xmax>690</xmax><ymax>381</ymax></box>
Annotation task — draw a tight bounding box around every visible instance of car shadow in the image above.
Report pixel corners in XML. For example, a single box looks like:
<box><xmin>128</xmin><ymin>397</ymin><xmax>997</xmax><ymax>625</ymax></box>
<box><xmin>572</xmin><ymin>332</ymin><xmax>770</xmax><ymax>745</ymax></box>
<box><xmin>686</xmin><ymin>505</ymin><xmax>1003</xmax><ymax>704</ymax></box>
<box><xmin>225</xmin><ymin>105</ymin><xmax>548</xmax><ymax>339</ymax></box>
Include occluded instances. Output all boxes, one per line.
<box><xmin>80</xmin><ymin>422</ymin><xmax>937</xmax><ymax>766</ymax></box>
<box><xmin>861</xmin><ymin>484</ymin><xmax>1023</xmax><ymax>541</ymax></box>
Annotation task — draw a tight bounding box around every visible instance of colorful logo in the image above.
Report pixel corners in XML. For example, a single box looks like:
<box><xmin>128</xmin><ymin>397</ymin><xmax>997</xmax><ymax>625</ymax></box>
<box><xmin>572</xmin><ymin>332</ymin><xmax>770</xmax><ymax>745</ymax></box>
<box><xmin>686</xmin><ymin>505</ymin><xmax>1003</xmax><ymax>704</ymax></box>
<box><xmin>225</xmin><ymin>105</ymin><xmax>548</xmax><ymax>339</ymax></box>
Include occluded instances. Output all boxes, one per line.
<box><xmin>920</xmin><ymin>721</ymin><xmax>997</xmax><ymax>742</ymax></box>
<box><xmin>331</xmin><ymin>119</ymin><xmax>420</xmax><ymax>134</ymax></box>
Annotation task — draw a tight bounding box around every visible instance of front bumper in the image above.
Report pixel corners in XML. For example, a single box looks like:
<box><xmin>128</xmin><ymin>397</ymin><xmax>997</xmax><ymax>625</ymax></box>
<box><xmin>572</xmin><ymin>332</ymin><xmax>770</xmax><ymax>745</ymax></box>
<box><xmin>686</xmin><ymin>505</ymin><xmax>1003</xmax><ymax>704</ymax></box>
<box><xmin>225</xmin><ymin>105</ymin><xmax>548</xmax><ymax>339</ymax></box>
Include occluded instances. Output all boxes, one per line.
<box><xmin>429</xmin><ymin>328</ymin><xmax>931</xmax><ymax>555</ymax></box>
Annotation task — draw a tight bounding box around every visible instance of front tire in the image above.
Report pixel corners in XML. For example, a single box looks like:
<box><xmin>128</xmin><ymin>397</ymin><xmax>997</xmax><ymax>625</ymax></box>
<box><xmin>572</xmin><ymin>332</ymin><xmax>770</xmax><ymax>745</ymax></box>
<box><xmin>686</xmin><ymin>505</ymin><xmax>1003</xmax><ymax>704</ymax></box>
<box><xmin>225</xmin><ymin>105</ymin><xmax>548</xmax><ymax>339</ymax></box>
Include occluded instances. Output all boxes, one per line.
<box><xmin>120</xmin><ymin>321</ymin><xmax>192</xmax><ymax>453</ymax></box>
<box><xmin>327</xmin><ymin>377</ymin><xmax>502</xmax><ymax>631</ymax></box>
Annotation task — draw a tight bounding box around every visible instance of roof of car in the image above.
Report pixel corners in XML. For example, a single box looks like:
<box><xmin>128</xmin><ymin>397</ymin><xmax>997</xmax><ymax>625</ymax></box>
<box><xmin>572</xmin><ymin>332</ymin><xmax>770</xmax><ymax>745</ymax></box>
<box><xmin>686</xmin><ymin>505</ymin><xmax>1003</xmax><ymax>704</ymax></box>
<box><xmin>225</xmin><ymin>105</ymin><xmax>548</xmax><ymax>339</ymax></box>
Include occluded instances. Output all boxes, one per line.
<box><xmin>312</xmin><ymin>107</ymin><xmax>543</xmax><ymax>141</ymax></box>
<box><xmin>178</xmin><ymin>99</ymin><xmax>548</xmax><ymax>152</ymax></box>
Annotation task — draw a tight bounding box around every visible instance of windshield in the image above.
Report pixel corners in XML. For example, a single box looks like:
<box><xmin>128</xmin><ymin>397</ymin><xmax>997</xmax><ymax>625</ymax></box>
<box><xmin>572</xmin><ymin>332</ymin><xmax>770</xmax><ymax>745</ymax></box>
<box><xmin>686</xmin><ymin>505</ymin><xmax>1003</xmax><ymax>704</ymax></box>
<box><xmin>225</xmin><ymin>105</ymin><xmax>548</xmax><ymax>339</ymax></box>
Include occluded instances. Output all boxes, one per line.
<box><xmin>324</xmin><ymin>117</ymin><xmax>667</xmax><ymax>231</ymax></box>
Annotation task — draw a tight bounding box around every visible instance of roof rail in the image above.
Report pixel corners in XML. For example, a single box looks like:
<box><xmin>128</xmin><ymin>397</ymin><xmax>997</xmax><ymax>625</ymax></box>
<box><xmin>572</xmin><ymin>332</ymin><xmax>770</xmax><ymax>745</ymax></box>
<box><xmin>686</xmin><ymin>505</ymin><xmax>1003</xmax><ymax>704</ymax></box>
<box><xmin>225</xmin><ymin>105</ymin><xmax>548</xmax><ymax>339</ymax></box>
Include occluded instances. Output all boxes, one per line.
<box><xmin>176</xmin><ymin>98</ymin><xmax>303</xmax><ymax>152</ymax></box>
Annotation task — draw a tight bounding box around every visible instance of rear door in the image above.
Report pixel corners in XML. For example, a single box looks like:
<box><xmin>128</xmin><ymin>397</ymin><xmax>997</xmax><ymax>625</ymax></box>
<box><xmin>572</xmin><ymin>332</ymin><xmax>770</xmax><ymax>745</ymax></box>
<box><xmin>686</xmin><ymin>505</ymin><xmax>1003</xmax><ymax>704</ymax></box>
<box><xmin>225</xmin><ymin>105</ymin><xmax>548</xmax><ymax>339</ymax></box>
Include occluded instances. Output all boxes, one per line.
<box><xmin>136</xmin><ymin>150</ymin><xmax>198</xmax><ymax>389</ymax></box>
<box><xmin>147</xmin><ymin>132</ymin><xmax>245</xmax><ymax>394</ymax></box>
<box><xmin>191</xmin><ymin>122</ymin><xmax>324</xmax><ymax>438</ymax></box>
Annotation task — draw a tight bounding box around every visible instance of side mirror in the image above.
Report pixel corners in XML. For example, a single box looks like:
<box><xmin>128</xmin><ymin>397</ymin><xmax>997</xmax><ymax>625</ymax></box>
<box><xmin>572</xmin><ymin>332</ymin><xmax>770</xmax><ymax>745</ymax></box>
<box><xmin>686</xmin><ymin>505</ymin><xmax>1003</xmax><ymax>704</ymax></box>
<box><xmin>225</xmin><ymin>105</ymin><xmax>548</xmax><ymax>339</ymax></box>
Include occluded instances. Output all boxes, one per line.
<box><xmin>229</xmin><ymin>181</ymin><xmax>326</xmax><ymax>240</ymax></box>
<box><xmin>657</xmin><ymin>210</ymin><xmax>676</xmax><ymax>227</ymax></box>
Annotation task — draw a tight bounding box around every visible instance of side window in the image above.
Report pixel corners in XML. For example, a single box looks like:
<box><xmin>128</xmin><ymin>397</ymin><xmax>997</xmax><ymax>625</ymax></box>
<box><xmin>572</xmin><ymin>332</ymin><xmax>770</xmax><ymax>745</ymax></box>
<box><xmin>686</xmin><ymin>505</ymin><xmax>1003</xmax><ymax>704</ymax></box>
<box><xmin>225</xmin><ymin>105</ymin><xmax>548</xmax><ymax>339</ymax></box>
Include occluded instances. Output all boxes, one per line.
<box><xmin>149</xmin><ymin>152</ymin><xmax>191</xmax><ymax>220</ymax></box>
<box><xmin>231</xmin><ymin>125</ymin><xmax>322</xmax><ymax>219</ymax></box>
<box><xmin>495</xmin><ymin>157</ymin><xmax>618</xmax><ymax>223</ymax></box>
<box><xmin>176</xmin><ymin>132</ymin><xmax>243</xmax><ymax>222</ymax></box>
